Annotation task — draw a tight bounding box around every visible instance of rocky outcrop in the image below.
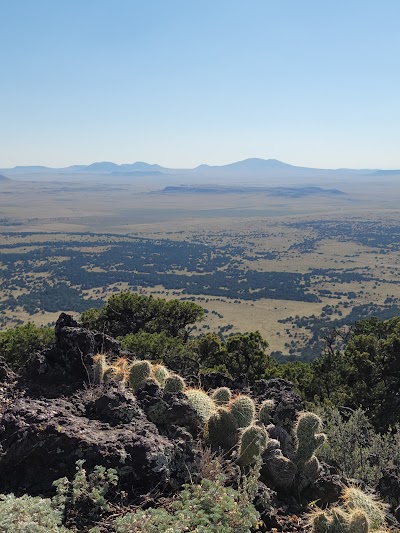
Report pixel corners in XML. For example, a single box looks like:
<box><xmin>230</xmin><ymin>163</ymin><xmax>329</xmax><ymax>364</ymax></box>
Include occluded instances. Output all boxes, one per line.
<box><xmin>378</xmin><ymin>466</ymin><xmax>400</xmax><ymax>519</ymax></box>
<box><xmin>0</xmin><ymin>315</ymin><xmax>199</xmax><ymax>498</ymax></box>
<box><xmin>19</xmin><ymin>313</ymin><xmax>120</xmax><ymax>396</ymax></box>
<box><xmin>0</xmin><ymin>384</ymin><xmax>198</xmax><ymax>497</ymax></box>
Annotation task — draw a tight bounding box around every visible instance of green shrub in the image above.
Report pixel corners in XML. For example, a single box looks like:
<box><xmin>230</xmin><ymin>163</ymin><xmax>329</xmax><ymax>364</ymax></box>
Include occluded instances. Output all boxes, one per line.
<box><xmin>316</xmin><ymin>406</ymin><xmax>400</xmax><ymax>486</ymax></box>
<box><xmin>53</xmin><ymin>459</ymin><xmax>118</xmax><ymax>516</ymax></box>
<box><xmin>0</xmin><ymin>323</ymin><xmax>54</xmax><ymax>370</ymax></box>
<box><xmin>0</xmin><ymin>494</ymin><xmax>66</xmax><ymax>532</ymax></box>
<box><xmin>83</xmin><ymin>292</ymin><xmax>204</xmax><ymax>339</ymax></box>
<box><xmin>114</xmin><ymin>479</ymin><xmax>259</xmax><ymax>533</ymax></box>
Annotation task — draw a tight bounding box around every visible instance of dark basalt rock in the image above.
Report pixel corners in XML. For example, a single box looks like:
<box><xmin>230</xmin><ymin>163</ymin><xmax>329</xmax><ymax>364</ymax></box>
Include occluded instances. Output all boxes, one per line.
<box><xmin>19</xmin><ymin>313</ymin><xmax>120</xmax><ymax>396</ymax></box>
<box><xmin>83</xmin><ymin>385</ymin><xmax>144</xmax><ymax>426</ymax></box>
<box><xmin>378</xmin><ymin>466</ymin><xmax>400</xmax><ymax>516</ymax></box>
<box><xmin>0</xmin><ymin>388</ymin><xmax>198</xmax><ymax>497</ymax></box>
<box><xmin>200</xmin><ymin>371</ymin><xmax>248</xmax><ymax>391</ymax></box>
<box><xmin>252</xmin><ymin>379</ymin><xmax>304</xmax><ymax>431</ymax></box>
<box><xmin>0</xmin><ymin>358</ymin><xmax>15</xmax><ymax>383</ymax></box>
<box><xmin>301</xmin><ymin>468</ymin><xmax>345</xmax><ymax>506</ymax></box>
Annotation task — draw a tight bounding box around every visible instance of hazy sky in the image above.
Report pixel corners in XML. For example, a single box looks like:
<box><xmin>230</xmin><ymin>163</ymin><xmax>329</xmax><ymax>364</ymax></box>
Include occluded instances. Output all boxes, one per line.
<box><xmin>1</xmin><ymin>1</ymin><xmax>400</xmax><ymax>169</ymax></box>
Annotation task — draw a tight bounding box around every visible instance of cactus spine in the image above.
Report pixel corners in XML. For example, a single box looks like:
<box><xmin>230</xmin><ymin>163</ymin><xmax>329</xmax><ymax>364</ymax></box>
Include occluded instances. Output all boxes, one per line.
<box><xmin>211</xmin><ymin>387</ymin><xmax>232</xmax><ymax>405</ymax></box>
<box><xmin>229</xmin><ymin>395</ymin><xmax>255</xmax><ymax>428</ymax></box>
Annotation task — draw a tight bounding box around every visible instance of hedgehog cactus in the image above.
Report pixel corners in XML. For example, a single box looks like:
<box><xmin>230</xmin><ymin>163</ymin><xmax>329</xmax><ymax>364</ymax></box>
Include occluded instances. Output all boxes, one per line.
<box><xmin>342</xmin><ymin>486</ymin><xmax>388</xmax><ymax>531</ymax></box>
<box><xmin>185</xmin><ymin>389</ymin><xmax>216</xmax><ymax>422</ymax></box>
<box><xmin>310</xmin><ymin>508</ymin><xmax>371</xmax><ymax>533</ymax></box>
<box><xmin>309</xmin><ymin>486</ymin><xmax>388</xmax><ymax>532</ymax></box>
<box><xmin>109</xmin><ymin>356</ymin><xmax>129</xmax><ymax>383</ymax></box>
<box><xmin>92</xmin><ymin>353</ymin><xmax>108</xmax><ymax>385</ymax></box>
<box><xmin>164</xmin><ymin>374</ymin><xmax>186</xmax><ymax>393</ymax></box>
<box><xmin>259</xmin><ymin>399</ymin><xmax>275</xmax><ymax>425</ymax></box>
<box><xmin>152</xmin><ymin>364</ymin><xmax>170</xmax><ymax>387</ymax></box>
<box><xmin>129</xmin><ymin>360</ymin><xmax>152</xmax><ymax>391</ymax></box>
<box><xmin>229</xmin><ymin>395</ymin><xmax>255</xmax><ymax>428</ymax></box>
<box><xmin>294</xmin><ymin>412</ymin><xmax>327</xmax><ymax>466</ymax></box>
<box><xmin>237</xmin><ymin>425</ymin><xmax>268</xmax><ymax>467</ymax></box>
<box><xmin>349</xmin><ymin>510</ymin><xmax>370</xmax><ymax>533</ymax></box>
<box><xmin>207</xmin><ymin>407</ymin><xmax>239</xmax><ymax>451</ymax></box>
<box><xmin>211</xmin><ymin>387</ymin><xmax>232</xmax><ymax>405</ymax></box>
<box><xmin>310</xmin><ymin>508</ymin><xmax>351</xmax><ymax>533</ymax></box>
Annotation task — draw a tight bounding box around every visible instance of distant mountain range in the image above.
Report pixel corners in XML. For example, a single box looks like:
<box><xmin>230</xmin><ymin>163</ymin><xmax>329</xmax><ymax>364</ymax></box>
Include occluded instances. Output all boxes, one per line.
<box><xmin>1</xmin><ymin>158</ymin><xmax>400</xmax><ymax>182</ymax></box>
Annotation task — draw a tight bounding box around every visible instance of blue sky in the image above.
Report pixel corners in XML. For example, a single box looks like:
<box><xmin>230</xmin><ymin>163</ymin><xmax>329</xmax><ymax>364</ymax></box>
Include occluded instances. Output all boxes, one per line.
<box><xmin>1</xmin><ymin>1</ymin><xmax>399</xmax><ymax>168</ymax></box>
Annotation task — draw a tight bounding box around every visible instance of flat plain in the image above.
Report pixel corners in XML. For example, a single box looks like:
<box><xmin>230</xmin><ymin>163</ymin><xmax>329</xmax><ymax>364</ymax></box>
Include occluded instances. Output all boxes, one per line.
<box><xmin>1</xmin><ymin>172</ymin><xmax>400</xmax><ymax>358</ymax></box>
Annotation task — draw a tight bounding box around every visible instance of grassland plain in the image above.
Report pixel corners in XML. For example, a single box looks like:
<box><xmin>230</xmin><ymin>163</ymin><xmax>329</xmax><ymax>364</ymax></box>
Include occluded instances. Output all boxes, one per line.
<box><xmin>1</xmin><ymin>177</ymin><xmax>400</xmax><ymax>358</ymax></box>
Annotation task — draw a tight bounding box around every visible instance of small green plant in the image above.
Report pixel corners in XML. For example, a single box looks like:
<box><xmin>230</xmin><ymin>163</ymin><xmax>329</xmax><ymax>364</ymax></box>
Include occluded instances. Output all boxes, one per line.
<box><xmin>114</xmin><ymin>478</ymin><xmax>260</xmax><ymax>533</ymax></box>
<box><xmin>0</xmin><ymin>494</ymin><xmax>66</xmax><ymax>532</ymax></box>
<box><xmin>129</xmin><ymin>360</ymin><xmax>152</xmax><ymax>391</ymax></box>
<box><xmin>229</xmin><ymin>395</ymin><xmax>255</xmax><ymax>428</ymax></box>
<box><xmin>211</xmin><ymin>387</ymin><xmax>232</xmax><ymax>405</ymax></box>
<box><xmin>53</xmin><ymin>460</ymin><xmax>118</xmax><ymax>517</ymax></box>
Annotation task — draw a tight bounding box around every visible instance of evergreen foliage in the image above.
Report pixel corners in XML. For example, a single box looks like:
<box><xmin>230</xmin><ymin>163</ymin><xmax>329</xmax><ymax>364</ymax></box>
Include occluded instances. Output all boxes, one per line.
<box><xmin>0</xmin><ymin>322</ymin><xmax>54</xmax><ymax>370</ymax></box>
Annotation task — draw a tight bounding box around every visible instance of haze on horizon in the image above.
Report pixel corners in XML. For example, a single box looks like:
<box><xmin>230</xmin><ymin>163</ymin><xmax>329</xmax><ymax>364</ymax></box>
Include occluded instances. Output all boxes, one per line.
<box><xmin>1</xmin><ymin>0</ymin><xmax>400</xmax><ymax>170</ymax></box>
